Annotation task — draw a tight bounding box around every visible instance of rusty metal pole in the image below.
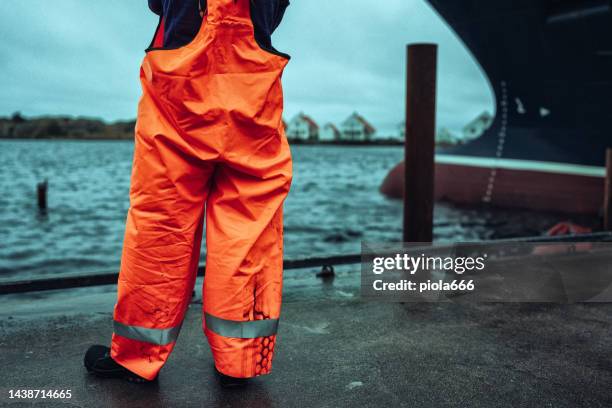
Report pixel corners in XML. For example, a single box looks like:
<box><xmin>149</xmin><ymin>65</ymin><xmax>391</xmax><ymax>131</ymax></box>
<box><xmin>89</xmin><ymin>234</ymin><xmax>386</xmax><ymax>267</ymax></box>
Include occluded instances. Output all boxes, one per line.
<box><xmin>605</xmin><ymin>148</ymin><xmax>612</xmax><ymax>231</ymax></box>
<box><xmin>403</xmin><ymin>44</ymin><xmax>437</xmax><ymax>243</ymax></box>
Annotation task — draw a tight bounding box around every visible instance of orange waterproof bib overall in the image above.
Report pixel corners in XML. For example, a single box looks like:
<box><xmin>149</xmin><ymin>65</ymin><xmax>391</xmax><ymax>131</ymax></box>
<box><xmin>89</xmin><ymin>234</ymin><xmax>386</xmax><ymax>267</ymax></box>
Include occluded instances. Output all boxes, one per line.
<box><xmin>111</xmin><ymin>0</ymin><xmax>291</xmax><ymax>380</ymax></box>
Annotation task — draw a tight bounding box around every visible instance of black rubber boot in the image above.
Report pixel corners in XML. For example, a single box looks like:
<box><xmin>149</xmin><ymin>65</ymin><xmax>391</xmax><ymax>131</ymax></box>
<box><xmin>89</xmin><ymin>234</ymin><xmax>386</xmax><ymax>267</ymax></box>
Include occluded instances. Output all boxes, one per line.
<box><xmin>84</xmin><ymin>345</ymin><xmax>156</xmax><ymax>384</ymax></box>
<box><xmin>215</xmin><ymin>366</ymin><xmax>250</xmax><ymax>388</ymax></box>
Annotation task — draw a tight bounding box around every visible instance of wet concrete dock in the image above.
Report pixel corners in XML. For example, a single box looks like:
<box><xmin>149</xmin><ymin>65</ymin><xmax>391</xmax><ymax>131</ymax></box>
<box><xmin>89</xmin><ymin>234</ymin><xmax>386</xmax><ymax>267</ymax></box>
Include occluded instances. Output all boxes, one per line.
<box><xmin>1</xmin><ymin>271</ymin><xmax>611</xmax><ymax>407</ymax></box>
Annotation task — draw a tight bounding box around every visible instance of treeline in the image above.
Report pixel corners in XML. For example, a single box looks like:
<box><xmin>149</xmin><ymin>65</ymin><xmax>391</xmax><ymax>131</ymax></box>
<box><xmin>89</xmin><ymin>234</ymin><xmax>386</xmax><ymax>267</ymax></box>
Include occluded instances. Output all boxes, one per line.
<box><xmin>0</xmin><ymin>112</ymin><xmax>406</xmax><ymax>145</ymax></box>
<box><xmin>0</xmin><ymin>112</ymin><xmax>135</xmax><ymax>140</ymax></box>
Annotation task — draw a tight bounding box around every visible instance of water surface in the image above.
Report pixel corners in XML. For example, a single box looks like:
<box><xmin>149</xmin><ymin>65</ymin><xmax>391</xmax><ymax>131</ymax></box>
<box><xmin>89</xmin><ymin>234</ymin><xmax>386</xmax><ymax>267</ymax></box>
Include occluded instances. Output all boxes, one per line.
<box><xmin>0</xmin><ymin>140</ymin><xmax>595</xmax><ymax>281</ymax></box>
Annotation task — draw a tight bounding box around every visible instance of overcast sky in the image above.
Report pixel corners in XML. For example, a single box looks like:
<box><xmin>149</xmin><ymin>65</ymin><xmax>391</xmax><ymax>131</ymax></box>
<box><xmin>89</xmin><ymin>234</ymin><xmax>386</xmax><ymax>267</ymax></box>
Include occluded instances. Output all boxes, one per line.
<box><xmin>0</xmin><ymin>0</ymin><xmax>494</xmax><ymax>136</ymax></box>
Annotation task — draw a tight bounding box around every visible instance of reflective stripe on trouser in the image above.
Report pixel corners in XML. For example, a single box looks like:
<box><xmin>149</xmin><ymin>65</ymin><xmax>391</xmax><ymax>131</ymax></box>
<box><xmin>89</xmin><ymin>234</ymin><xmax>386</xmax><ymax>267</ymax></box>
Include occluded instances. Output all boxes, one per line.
<box><xmin>113</xmin><ymin>321</ymin><xmax>182</xmax><ymax>345</ymax></box>
<box><xmin>110</xmin><ymin>0</ymin><xmax>291</xmax><ymax>381</ymax></box>
<box><xmin>205</xmin><ymin>314</ymin><xmax>279</xmax><ymax>339</ymax></box>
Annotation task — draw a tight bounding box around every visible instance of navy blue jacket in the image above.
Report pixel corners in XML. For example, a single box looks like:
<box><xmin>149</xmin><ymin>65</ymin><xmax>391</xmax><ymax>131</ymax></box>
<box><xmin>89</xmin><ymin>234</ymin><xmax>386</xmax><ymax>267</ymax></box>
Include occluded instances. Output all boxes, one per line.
<box><xmin>148</xmin><ymin>0</ymin><xmax>289</xmax><ymax>51</ymax></box>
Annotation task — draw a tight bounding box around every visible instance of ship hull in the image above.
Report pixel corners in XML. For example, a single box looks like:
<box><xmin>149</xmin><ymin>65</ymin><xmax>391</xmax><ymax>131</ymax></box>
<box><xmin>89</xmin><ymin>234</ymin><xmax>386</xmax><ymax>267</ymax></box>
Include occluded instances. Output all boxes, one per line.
<box><xmin>381</xmin><ymin>1</ymin><xmax>611</xmax><ymax>214</ymax></box>
<box><xmin>381</xmin><ymin>156</ymin><xmax>605</xmax><ymax>214</ymax></box>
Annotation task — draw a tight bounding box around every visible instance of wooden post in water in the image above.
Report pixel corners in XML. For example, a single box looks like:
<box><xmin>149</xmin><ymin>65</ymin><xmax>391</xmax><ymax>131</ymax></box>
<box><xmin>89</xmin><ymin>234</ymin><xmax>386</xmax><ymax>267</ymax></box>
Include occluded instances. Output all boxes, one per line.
<box><xmin>605</xmin><ymin>149</ymin><xmax>612</xmax><ymax>231</ymax></box>
<box><xmin>403</xmin><ymin>43</ymin><xmax>437</xmax><ymax>243</ymax></box>
<box><xmin>37</xmin><ymin>180</ymin><xmax>48</xmax><ymax>213</ymax></box>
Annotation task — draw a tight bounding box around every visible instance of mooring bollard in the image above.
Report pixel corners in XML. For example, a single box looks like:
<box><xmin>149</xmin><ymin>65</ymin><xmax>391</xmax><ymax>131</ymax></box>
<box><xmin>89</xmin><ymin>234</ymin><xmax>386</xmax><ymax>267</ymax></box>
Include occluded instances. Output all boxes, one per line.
<box><xmin>604</xmin><ymin>148</ymin><xmax>612</xmax><ymax>231</ymax></box>
<box><xmin>403</xmin><ymin>43</ymin><xmax>438</xmax><ymax>243</ymax></box>
<box><xmin>37</xmin><ymin>179</ymin><xmax>48</xmax><ymax>213</ymax></box>
<box><xmin>316</xmin><ymin>265</ymin><xmax>335</xmax><ymax>280</ymax></box>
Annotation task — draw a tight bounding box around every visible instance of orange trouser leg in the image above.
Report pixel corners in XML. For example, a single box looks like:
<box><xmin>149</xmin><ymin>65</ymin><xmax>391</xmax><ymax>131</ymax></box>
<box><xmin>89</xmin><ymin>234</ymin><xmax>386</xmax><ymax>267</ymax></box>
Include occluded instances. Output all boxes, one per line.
<box><xmin>111</xmin><ymin>0</ymin><xmax>291</xmax><ymax>380</ymax></box>
<box><xmin>203</xmin><ymin>138</ymin><xmax>292</xmax><ymax>378</ymax></box>
<box><xmin>110</xmin><ymin>120</ymin><xmax>213</xmax><ymax>381</ymax></box>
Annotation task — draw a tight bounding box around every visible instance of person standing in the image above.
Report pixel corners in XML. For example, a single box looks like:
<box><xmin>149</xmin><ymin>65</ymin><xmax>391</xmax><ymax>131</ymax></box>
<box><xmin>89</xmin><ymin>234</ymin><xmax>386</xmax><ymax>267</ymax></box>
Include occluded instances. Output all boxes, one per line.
<box><xmin>84</xmin><ymin>0</ymin><xmax>292</xmax><ymax>387</ymax></box>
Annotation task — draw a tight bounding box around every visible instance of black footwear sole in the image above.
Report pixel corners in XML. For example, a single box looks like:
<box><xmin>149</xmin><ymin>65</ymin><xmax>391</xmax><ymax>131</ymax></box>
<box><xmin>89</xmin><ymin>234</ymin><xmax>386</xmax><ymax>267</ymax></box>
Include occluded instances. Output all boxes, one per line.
<box><xmin>85</xmin><ymin>363</ymin><xmax>155</xmax><ymax>384</ymax></box>
<box><xmin>83</xmin><ymin>345</ymin><xmax>156</xmax><ymax>384</ymax></box>
<box><xmin>214</xmin><ymin>366</ymin><xmax>250</xmax><ymax>388</ymax></box>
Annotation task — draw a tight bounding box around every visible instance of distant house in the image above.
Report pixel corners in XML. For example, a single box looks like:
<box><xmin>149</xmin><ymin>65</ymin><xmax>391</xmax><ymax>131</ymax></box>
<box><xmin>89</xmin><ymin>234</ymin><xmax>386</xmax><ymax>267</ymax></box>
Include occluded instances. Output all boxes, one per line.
<box><xmin>436</xmin><ymin>127</ymin><xmax>459</xmax><ymax>146</ymax></box>
<box><xmin>320</xmin><ymin>123</ymin><xmax>341</xmax><ymax>142</ymax></box>
<box><xmin>341</xmin><ymin>112</ymin><xmax>376</xmax><ymax>141</ymax></box>
<box><xmin>462</xmin><ymin>111</ymin><xmax>493</xmax><ymax>141</ymax></box>
<box><xmin>286</xmin><ymin>113</ymin><xmax>319</xmax><ymax>141</ymax></box>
